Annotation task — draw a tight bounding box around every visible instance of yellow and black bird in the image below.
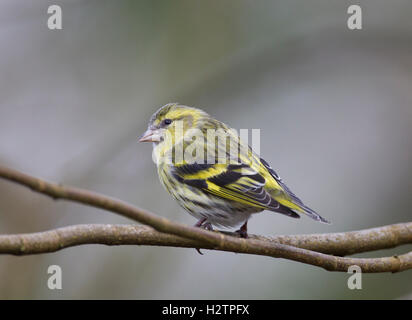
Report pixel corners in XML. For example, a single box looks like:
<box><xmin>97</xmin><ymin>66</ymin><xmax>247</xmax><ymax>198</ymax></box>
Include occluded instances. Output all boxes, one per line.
<box><xmin>139</xmin><ymin>103</ymin><xmax>329</xmax><ymax>238</ymax></box>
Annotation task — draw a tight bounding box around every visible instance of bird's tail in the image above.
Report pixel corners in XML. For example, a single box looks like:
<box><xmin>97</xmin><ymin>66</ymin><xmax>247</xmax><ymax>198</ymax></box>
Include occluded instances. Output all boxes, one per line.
<box><xmin>297</xmin><ymin>203</ymin><xmax>330</xmax><ymax>224</ymax></box>
<box><xmin>274</xmin><ymin>198</ymin><xmax>330</xmax><ymax>224</ymax></box>
<box><xmin>274</xmin><ymin>183</ymin><xmax>330</xmax><ymax>224</ymax></box>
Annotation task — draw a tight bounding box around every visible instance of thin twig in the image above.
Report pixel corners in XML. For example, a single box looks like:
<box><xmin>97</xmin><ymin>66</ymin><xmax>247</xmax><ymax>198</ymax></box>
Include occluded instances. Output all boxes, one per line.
<box><xmin>0</xmin><ymin>165</ymin><xmax>411</xmax><ymax>273</ymax></box>
<box><xmin>1</xmin><ymin>223</ymin><xmax>411</xmax><ymax>257</ymax></box>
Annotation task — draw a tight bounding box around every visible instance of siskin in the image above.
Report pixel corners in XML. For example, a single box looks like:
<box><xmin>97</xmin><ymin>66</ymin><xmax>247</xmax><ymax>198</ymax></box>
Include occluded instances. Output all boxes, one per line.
<box><xmin>139</xmin><ymin>103</ymin><xmax>329</xmax><ymax>238</ymax></box>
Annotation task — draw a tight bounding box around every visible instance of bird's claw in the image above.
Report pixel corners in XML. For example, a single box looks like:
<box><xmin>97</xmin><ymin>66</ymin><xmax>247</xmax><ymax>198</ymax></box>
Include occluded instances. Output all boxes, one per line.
<box><xmin>235</xmin><ymin>229</ymin><xmax>248</xmax><ymax>238</ymax></box>
<box><xmin>194</xmin><ymin>219</ymin><xmax>214</xmax><ymax>254</ymax></box>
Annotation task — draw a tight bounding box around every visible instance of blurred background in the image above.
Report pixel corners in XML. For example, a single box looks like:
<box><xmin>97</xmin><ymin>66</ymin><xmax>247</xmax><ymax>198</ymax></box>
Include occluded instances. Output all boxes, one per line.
<box><xmin>0</xmin><ymin>0</ymin><xmax>411</xmax><ymax>299</ymax></box>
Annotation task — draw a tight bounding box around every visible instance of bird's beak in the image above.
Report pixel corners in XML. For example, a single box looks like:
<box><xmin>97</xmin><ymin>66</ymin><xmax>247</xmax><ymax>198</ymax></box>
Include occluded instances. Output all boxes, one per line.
<box><xmin>138</xmin><ymin>128</ymin><xmax>162</xmax><ymax>142</ymax></box>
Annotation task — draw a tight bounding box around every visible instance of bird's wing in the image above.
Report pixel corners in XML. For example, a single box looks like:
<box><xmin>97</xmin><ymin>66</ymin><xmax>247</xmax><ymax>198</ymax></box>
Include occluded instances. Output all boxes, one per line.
<box><xmin>171</xmin><ymin>119</ymin><xmax>328</xmax><ymax>222</ymax></box>
<box><xmin>170</xmin><ymin>122</ymin><xmax>301</xmax><ymax>218</ymax></box>
<box><xmin>171</xmin><ymin>161</ymin><xmax>300</xmax><ymax>218</ymax></box>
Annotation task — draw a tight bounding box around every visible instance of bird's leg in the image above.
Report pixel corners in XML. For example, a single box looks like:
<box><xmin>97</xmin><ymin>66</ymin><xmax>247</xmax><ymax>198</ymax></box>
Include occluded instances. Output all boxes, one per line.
<box><xmin>235</xmin><ymin>221</ymin><xmax>248</xmax><ymax>239</ymax></box>
<box><xmin>194</xmin><ymin>218</ymin><xmax>207</xmax><ymax>228</ymax></box>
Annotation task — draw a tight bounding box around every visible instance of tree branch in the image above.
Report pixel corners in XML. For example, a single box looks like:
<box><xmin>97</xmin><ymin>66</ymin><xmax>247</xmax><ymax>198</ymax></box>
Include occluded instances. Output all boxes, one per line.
<box><xmin>1</xmin><ymin>223</ymin><xmax>411</xmax><ymax>256</ymax></box>
<box><xmin>0</xmin><ymin>165</ymin><xmax>411</xmax><ymax>273</ymax></box>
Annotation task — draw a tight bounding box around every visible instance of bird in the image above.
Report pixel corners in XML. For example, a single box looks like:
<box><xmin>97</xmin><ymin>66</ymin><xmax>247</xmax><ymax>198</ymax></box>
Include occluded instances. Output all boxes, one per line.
<box><xmin>139</xmin><ymin>103</ymin><xmax>329</xmax><ymax>239</ymax></box>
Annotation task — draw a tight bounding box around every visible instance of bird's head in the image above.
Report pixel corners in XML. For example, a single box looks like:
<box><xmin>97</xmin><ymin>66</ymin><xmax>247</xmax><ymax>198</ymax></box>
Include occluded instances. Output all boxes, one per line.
<box><xmin>139</xmin><ymin>103</ymin><xmax>209</xmax><ymax>145</ymax></box>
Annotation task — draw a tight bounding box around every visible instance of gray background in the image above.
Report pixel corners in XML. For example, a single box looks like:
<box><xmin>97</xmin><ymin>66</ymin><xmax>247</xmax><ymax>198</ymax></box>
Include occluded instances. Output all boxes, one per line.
<box><xmin>0</xmin><ymin>0</ymin><xmax>411</xmax><ymax>299</ymax></box>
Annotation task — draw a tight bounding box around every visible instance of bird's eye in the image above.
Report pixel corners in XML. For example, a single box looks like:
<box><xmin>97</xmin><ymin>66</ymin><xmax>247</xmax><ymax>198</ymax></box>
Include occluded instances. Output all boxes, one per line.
<box><xmin>163</xmin><ymin>119</ymin><xmax>172</xmax><ymax>126</ymax></box>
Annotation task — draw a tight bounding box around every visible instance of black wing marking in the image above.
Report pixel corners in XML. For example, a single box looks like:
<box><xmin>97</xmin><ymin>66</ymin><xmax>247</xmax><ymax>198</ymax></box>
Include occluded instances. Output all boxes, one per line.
<box><xmin>174</xmin><ymin>163</ymin><xmax>214</xmax><ymax>176</ymax></box>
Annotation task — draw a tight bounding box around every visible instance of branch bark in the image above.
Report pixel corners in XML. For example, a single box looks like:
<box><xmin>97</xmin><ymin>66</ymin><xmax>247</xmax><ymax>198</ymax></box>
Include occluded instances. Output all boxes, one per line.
<box><xmin>1</xmin><ymin>223</ymin><xmax>411</xmax><ymax>256</ymax></box>
<box><xmin>1</xmin><ymin>165</ymin><xmax>411</xmax><ymax>273</ymax></box>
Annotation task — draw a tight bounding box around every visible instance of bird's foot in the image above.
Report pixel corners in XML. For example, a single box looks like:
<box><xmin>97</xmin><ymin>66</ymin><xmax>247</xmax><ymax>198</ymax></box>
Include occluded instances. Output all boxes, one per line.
<box><xmin>193</xmin><ymin>218</ymin><xmax>214</xmax><ymax>254</ymax></box>
<box><xmin>202</xmin><ymin>222</ymin><xmax>214</xmax><ymax>231</ymax></box>
<box><xmin>235</xmin><ymin>229</ymin><xmax>248</xmax><ymax>238</ymax></box>
<box><xmin>235</xmin><ymin>221</ymin><xmax>248</xmax><ymax>239</ymax></box>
